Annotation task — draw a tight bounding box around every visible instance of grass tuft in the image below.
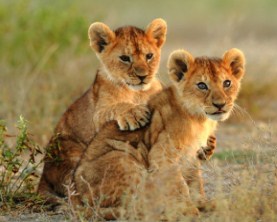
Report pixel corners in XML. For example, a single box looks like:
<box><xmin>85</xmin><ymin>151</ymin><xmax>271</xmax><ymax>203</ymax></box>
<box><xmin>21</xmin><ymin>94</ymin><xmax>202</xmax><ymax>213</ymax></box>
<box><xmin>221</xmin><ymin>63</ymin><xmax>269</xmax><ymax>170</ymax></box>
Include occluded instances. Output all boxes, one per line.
<box><xmin>0</xmin><ymin>116</ymin><xmax>43</xmax><ymax>211</ymax></box>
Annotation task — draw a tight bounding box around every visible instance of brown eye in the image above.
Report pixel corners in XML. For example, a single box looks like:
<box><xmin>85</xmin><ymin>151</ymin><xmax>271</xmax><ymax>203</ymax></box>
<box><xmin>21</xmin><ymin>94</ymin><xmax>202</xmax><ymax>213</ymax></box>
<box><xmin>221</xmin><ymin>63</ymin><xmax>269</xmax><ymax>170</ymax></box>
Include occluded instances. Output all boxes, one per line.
<box><xmin>197</xmin><ymin>82</ymin><xmax>208</xmax><ymax>90</ymax></box>
<box><xmin>223</xmin><ymin>80</ymin><xmax>231</xmax><ymax>88</ymax></box>
<box><xmin>119</xmin><ymin>55</ymin><xmax>131</xmax><ymax>63</ymax></box>
<box><xmin>146</xmin><ymin>53</ymin><xmax>153</xmax><ymax>61</ymax></box>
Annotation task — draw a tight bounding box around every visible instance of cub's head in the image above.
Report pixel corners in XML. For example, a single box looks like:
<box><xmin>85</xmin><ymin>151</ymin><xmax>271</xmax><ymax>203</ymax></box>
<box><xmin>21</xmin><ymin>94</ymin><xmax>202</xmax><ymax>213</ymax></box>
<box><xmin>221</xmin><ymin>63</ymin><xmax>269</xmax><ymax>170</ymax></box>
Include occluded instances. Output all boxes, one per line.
<box><xmin>168</xmin><ymin>48</ymin><xmax>245</xmax><ymax>121</ymax></box>
<box><xmin>89</xmin><ymin>19</ymin><xmax>167</xmax><ymax>91</ymax></box>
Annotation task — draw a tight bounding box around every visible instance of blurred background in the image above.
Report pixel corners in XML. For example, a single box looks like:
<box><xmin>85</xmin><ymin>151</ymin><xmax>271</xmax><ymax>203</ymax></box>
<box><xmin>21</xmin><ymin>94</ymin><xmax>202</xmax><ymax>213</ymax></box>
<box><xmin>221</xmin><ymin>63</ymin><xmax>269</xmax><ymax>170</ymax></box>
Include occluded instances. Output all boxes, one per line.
<box><xmin>1</xmin><ymin>0</ymin><xmax>277</xmax><ymax>146</ymax></box>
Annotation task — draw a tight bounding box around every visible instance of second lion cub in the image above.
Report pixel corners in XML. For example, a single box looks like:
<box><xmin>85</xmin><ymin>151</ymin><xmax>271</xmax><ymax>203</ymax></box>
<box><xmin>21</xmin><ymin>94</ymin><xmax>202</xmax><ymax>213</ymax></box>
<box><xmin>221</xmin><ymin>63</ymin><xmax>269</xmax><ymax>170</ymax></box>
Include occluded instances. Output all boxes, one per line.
<box><xmin>73</xmin><ymin>48</ymin><xmax>246</xmax><ymax>220</ymax></box>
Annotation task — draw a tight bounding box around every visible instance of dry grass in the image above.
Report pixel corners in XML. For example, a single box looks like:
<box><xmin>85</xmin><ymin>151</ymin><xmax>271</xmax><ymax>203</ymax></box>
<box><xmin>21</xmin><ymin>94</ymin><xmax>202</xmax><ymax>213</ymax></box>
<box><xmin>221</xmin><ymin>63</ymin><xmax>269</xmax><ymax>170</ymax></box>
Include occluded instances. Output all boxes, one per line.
<box><xmin>200</xmin><ymin>123</ymin><xmax>277</xmax><ymax>222</ymax></box>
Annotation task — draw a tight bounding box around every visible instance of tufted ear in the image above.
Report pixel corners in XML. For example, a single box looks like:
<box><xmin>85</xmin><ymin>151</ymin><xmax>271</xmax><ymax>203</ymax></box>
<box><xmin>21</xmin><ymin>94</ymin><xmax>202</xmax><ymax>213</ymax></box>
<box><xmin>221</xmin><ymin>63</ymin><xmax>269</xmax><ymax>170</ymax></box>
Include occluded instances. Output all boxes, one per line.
<box><xmin>88</xmin><ymin>22</ymin><xmax>115</xmax><ymax>53</ymax></box>
<box><xmin>223</xmin><ymin>48</ymin><xmax>245</xmax><ymax>80</ymax></box>
<box><xmin>146</xmin><ymin>18</ymin><xmax>167</xmax><ymax>48</ymax></box>
<box><xmin>167</xmin><ymin>50</ymin><xmax>194</xmax><ymax>82</ymax></box>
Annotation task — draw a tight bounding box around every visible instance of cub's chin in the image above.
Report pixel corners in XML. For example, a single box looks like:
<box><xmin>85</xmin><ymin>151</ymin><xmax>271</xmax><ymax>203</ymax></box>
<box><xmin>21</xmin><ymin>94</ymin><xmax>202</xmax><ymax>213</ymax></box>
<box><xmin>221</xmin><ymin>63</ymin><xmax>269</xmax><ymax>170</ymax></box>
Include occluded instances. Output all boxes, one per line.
<box><xmin>127</xmin><ymin>83</ymin><xmax>151</xmax><ymax>91</ymax></box>
<box><xmin>206</xmin><ymin>111</ymin><xmax>231</xmax><ymax>121</ymax></box>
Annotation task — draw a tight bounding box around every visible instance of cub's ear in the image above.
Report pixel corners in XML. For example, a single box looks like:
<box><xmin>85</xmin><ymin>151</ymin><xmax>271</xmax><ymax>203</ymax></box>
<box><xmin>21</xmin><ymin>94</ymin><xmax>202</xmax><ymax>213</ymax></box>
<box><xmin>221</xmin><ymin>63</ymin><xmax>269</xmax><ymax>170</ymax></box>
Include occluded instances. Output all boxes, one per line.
<box><xmin>223</xmin><ymin>48</ymin><xmax>245</xmax><ymax>80</ymax></box>
<box><xmin>88</xmin><ymin>22</ymin><xmax>115</xmax><ymax>53</ymax></box>
<box><xmin>167</xmin><ymin>50</ymin><xmax>194</xmax><ymax>82</ymax></box>
<box><xmin>146</xmin><ymin>18</ymin><xmax>167</xmax><ymax>48</ymax></box>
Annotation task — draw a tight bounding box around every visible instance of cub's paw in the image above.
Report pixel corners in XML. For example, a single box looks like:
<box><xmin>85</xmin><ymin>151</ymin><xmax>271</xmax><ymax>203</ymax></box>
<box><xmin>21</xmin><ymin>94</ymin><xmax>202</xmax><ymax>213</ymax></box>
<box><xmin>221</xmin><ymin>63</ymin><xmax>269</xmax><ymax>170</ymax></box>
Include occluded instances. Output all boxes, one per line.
<box><xmin>116</xmin><ymin>104</ymin><xmax>151</xmax><ymax>131</ymax></box>
<box><xmin>197</xmin><ymin>135</ymin><xmax>216</xmax><ymax>160</ymax></box>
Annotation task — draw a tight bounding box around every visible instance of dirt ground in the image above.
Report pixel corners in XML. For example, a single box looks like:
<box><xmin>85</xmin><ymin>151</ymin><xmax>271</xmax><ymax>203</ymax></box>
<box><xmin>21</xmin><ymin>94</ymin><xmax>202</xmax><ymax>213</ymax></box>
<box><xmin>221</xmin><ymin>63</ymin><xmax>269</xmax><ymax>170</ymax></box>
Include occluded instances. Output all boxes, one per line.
<box><xmin>0</xmin><ymin>214</ymin><xmax>67</xmax><ymax>222</ymax></box>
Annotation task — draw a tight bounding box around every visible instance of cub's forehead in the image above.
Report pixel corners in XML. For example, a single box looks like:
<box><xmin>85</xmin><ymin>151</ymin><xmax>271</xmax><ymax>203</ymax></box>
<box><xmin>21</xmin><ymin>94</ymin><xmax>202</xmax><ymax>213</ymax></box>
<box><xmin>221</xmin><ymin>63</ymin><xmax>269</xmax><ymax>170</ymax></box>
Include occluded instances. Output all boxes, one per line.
<box><xmin>114</xmin><ymin>26</ymin><xmax>145</xmax><ymax>37</ymax></box>
<box><xmin>114</xmin><ymin>26</ymin><xmax>154</xmax><ymax>54</ymax></box>
<box><xmin>193</xmin><ymin>57</ymin><xmax>229</xmax><ymax>81</ymax></box>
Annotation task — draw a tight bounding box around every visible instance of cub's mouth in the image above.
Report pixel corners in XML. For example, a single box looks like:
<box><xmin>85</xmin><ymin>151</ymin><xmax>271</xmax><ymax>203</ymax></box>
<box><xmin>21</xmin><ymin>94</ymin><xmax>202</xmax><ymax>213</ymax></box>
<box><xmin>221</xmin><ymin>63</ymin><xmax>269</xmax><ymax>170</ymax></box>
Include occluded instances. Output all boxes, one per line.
<box><xmin>205</xmin><ymin>110</ymin><xmax>230</xmax><ymax>121</ymax></box>
<box><xmin>126</xmin><ymin>82</ymin><xmax>147</xmax><ymax>86</ymax></box>
<box><xmin>210</xmin><ymin>110</ymin><xmax>227</xmax><ymax>115</ymax></box>
<box><xmin>125</xmin><ymin>75</ymin><xmax>152</xmax><ymax>90</ymax></box>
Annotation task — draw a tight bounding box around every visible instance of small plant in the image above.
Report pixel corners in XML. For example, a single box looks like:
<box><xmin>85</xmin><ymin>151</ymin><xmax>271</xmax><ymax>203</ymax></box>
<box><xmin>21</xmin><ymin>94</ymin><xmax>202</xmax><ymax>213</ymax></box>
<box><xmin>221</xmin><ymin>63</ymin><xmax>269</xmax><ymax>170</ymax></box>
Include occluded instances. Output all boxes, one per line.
<box><xmin>0</xmin><ymin>116</ymin><xmax>43</xmax><ymax>210</ymax></box>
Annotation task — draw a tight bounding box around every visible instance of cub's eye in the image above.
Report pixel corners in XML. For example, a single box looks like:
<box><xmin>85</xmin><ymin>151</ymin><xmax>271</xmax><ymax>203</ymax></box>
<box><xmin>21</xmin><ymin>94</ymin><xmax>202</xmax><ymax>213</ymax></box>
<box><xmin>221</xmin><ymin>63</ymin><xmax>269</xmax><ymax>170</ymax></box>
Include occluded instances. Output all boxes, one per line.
<box><xmin>146</xmin><ymin>53</ymin><xmax>153</xmax><ymax>61</ymax></box>
<box><xmin>197</xmin><ymin>82</ymin><xmax>208</xmax><ymax>90</ymax></box>
<box><xmin>223</xmin><ymin>80</ymin><xmax>231</xmax><ymax>88</ymax></box>
<box><xmin>119</xmin><ymin>55</ymin><xmax>131</xmax><ymax>63</ymax></box>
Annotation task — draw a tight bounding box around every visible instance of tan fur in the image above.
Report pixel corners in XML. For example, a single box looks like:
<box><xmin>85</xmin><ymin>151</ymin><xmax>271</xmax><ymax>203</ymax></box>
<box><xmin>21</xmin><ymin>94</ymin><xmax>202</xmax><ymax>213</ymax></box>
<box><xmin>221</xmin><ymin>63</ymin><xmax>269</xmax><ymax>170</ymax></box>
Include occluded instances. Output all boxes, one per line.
<box><xmin>73</xmin><ymin>48</ymin><xmax>245</xmax><ymax>220</ymax></box>
<box><xmin>37</xmin><ymin>19</ymin><xmax>167</xmax><ymax>201</ymax></box>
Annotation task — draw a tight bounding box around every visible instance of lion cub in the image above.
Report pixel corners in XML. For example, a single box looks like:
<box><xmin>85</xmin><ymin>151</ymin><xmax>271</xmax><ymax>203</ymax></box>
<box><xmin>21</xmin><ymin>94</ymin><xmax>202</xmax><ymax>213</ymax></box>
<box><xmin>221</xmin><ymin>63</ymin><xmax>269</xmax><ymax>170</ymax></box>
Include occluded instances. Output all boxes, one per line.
<box><xmin>38</xmin><ymin>19</ymin><xmax>167</xmax><ymax>201</ymax></box>
<box><xmin>73</xmin><ymin>48</ymin><xmax>245</xmax><ymax>220</ymax></box>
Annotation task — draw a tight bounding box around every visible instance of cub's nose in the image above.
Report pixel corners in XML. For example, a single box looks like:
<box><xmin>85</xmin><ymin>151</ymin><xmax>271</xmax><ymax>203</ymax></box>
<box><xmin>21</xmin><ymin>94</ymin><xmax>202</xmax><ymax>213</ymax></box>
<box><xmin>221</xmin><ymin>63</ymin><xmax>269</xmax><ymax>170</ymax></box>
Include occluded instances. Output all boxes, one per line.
<box><xmin>212</xmin><ymin>102</ymin><xmax>226</xmax><ymax>109</ymax></box>
<box><xmin>138</xmin><ymin>75</ymin><xmax>146</xmax><ymax>81</ymax></box>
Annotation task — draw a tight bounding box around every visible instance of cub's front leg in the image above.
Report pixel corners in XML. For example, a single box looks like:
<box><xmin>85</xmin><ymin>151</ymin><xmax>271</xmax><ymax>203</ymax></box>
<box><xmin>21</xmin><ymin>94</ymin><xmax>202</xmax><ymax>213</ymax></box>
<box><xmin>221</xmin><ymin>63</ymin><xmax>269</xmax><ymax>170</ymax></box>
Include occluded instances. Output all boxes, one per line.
<box><xmin>197</xmin><ymin>135</ymin><xmax>216</xmax><ymax>161</ymax></box>
<box><xmin>94</xmin><ymin>103</ymin><xmax>151</xmax><ymax>131</ymax></box>
<box><xmin>190</xmin><ymin>135</ymin><xmax>217</xmax><ymax>212</ymax></box>
<box><xmin>186</xmin><ymin>162</ymin><xmax>216</xmax><ymax>212</ymax></box>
